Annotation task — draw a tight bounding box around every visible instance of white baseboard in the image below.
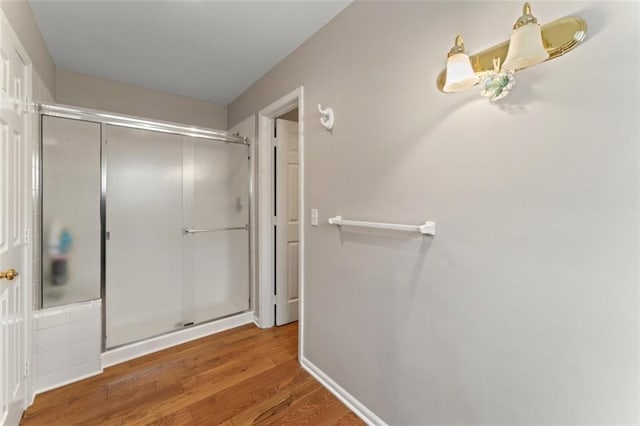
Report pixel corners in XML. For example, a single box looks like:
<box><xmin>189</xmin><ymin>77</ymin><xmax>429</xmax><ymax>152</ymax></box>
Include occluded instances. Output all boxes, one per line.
<box><xmin>300</xmin><ymin>356</ymin><xmax>387</xmax><ymax>426</ymax></box>
<box><xmin>101</xmin><ymin>312</ymin><xmax>254</xmax><ymax>368</ymax></box>
<box><xmin>253</xmin><ymin>314</ymin><xmax>261</xmax><ymax>327</ymax></box>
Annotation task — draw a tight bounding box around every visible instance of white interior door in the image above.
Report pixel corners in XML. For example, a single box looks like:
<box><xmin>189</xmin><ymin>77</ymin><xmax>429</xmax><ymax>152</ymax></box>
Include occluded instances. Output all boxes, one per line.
<box><xmin>275</xmin><ymin>119</ymin><xmax>299</xmax><ymax>325</ymax></box>
<box><xmin>0</xmin><ymin>12</ymin><xmax>31</xmax><ymax>425</ymax></box>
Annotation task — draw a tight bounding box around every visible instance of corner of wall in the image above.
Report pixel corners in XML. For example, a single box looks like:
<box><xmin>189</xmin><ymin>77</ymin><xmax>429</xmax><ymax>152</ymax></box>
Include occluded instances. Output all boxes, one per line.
<box><xmin>300</xmin><ymin>356</ymin><xmax>386</xmax><ymax>426</ymax></box>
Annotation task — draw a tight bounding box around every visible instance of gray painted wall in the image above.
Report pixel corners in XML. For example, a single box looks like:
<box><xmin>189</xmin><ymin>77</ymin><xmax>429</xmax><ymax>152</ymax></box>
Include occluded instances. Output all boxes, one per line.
<box><xmin>1</xmin><ymin>0</ymin><xmax>55</xmax><ymax>98</ymax></box>
<box><xmin>56</xmin><ymin>70</ymin><xmax>227</xmax><ymax>129</ymax></box>
<box><xmin>229</xmin><ymin>1</ymin><xmax>639</xmax><ymax>424</ymax></box>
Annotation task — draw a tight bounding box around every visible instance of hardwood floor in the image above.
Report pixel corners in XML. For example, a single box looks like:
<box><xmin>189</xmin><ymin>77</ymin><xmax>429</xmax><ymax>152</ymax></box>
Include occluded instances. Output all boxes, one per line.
<box><xmin>22</xmin><ymin>322</ymin><xmax>363</xmax><ymax>426</ymax></box>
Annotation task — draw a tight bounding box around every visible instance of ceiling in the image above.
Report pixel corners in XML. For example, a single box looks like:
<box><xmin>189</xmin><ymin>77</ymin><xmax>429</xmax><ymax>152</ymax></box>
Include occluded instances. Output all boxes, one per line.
<box><xmin>29</xmin><ymin>0</ymin><xmax>351</xmax><ymax>105</ymax></box>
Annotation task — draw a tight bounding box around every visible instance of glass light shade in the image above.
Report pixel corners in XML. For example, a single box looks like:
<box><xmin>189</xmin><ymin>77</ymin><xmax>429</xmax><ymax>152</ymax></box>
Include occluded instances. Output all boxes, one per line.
<box><xmin>443</xmin><ymin>53</ymin><xmax>479</xmax><ymax>93</ymax></box>
<box><xmin>502</xmin><ymin>23</ymin><xmax>549</xmax><ymax>71</ymax></box>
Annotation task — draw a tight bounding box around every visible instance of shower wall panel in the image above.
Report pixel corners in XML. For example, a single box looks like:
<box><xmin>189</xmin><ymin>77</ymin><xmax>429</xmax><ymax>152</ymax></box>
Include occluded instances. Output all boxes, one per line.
<box><xmin>42</xmin><ymin>116</ymin><xmax>101</xmax><ymax>308</ymax></box>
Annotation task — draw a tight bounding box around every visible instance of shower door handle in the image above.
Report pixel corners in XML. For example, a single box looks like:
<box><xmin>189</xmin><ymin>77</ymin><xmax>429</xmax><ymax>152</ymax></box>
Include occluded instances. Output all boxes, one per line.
<box><xmin>183</xmin><ymin>225</ymin><xmax>249</xmax><ymax>234</ymax></box>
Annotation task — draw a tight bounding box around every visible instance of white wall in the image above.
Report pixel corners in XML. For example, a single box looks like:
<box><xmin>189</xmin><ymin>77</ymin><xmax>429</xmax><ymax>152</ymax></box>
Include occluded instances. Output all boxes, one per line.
<box><xmin>229</xmin><ymin>2</ymin><xmax>639</xmax><ymax>424</ymax></box>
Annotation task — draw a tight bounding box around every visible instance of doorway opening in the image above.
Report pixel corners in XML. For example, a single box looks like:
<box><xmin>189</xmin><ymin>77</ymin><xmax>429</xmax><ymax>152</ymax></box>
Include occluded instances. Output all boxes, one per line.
<box><xmin>256</xmin><ymin>87</ymin><xmax>304</xmax><ymax>356</ymax></box>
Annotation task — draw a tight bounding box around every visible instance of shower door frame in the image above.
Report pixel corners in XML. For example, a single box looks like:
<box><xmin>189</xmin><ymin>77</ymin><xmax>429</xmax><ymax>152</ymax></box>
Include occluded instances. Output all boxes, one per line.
<box><xmin>37</xmin><ymin>103</ymin><xmax>254</xmax><ymax>351</ymax></box>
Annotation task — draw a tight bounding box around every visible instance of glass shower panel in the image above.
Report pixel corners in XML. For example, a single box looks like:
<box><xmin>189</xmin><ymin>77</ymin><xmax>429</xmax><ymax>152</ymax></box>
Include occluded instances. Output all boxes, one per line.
<box><xmin>187</xmin><ymin>139</ymin><xmax>250</xmax><ymax>324</ymax></box>
<box><xmin>42</xmin><ymin>116</ymin><xmax>101</xmax><ymax>308</ymax></box>
<box><xmin>105</xmin><ymin>125</ymin><xmax>184</xmax><ymax>348</ymax></box>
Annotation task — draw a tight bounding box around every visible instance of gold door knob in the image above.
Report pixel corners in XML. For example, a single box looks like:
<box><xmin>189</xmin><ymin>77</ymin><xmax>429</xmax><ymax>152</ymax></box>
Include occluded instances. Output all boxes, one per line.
<box><xmin>0</xmin><ymin>269</ymin><xmax>19</xmax><ymax>280</ymax></box>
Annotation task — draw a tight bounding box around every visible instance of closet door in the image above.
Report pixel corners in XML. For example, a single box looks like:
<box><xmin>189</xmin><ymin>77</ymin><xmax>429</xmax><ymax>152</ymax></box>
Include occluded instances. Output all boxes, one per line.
<box><xmin>183</xmin><ymin>138</ymin><xmax>249</xmax><ymax>324</ymax></box>
<box><xmin>105</xmin><ymin>125</ymin><xmax>184</xmax><ymax>348</ymax></box>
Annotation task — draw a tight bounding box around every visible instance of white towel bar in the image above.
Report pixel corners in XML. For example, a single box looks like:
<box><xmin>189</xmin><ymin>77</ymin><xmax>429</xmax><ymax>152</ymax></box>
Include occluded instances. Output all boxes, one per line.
<box><xmin>328</xmin><ymin>216</ymin><xmax>435</xmax><ymax>236</ymax></box>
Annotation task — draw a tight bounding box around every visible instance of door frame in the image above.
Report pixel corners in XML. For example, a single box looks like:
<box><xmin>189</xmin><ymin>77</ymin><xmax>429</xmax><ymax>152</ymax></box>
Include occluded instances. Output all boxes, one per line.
<box><xmin>256</xmin><ymin>87</ymin><xmax>304</xmax><ymax>344</ymax></box>
<box><xmin>227</xmin><ymin>116</ymin><xmax>257</xmax><ymax>324</ymax></box>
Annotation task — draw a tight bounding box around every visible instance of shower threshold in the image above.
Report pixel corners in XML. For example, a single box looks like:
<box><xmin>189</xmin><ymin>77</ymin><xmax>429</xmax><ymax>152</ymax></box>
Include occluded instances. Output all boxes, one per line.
<box><xmin>101</xmin><ymin>310</ymin><xmax>254</xmax><ymax>368</ymax></box>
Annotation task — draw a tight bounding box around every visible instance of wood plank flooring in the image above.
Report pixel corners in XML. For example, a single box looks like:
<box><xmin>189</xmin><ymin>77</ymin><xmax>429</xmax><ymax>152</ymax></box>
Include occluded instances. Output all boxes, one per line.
<box><xmin>22</xmin><ymin>322</ymin><xmax>363</xmax><ymax>426</ymax></box>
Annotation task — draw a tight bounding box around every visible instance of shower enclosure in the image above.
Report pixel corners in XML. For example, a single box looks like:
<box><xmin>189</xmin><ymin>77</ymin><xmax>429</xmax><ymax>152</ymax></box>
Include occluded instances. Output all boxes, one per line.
<box><xmin>40</xmin><ymin>105</ymin><xmax>251</xmax><ymax>349</ymax></box>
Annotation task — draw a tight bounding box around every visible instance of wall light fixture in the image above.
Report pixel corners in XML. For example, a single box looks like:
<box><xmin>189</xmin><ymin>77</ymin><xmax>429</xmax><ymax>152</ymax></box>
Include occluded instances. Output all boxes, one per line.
<box><xmin>437</xmin><ymin>2</ymin><xmax>587</xmax><ymax>101</ymax></box>
<box><xmin>443</xmin><ymin>35</ymin><xmax>479</xmax><ymax>93</ymax></box>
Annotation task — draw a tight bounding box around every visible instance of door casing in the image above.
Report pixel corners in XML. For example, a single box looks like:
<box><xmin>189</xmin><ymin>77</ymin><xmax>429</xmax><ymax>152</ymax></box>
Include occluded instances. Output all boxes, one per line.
<box><xmin>256</xmin><ymin>87</ymin><xmax>304</xmax><ymax>353</ymax></box>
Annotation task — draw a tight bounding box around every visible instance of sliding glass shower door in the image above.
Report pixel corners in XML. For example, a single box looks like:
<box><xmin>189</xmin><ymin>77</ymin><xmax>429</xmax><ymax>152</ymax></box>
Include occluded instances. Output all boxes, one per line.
<box><xmin>105</xmin><ymin>126</ymin><xmax>184</xmax><ymax>347</ymax></box>
<box><xmin>184</xmin><ymin>139</ymin><xmax>250</xmax><ymax>325</ymax></box>
<box><xmin>105</xmin><ymin>125</ymin><xmax>249</xmax><ymax>348</ymax></box>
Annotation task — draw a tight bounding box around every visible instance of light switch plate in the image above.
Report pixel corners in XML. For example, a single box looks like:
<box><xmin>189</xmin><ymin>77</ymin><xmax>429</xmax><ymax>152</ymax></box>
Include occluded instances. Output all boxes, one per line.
<box><xmin>311</xmin><ymin>209</ymin><xmax>318</xmax><ymax>226</ymax></box>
